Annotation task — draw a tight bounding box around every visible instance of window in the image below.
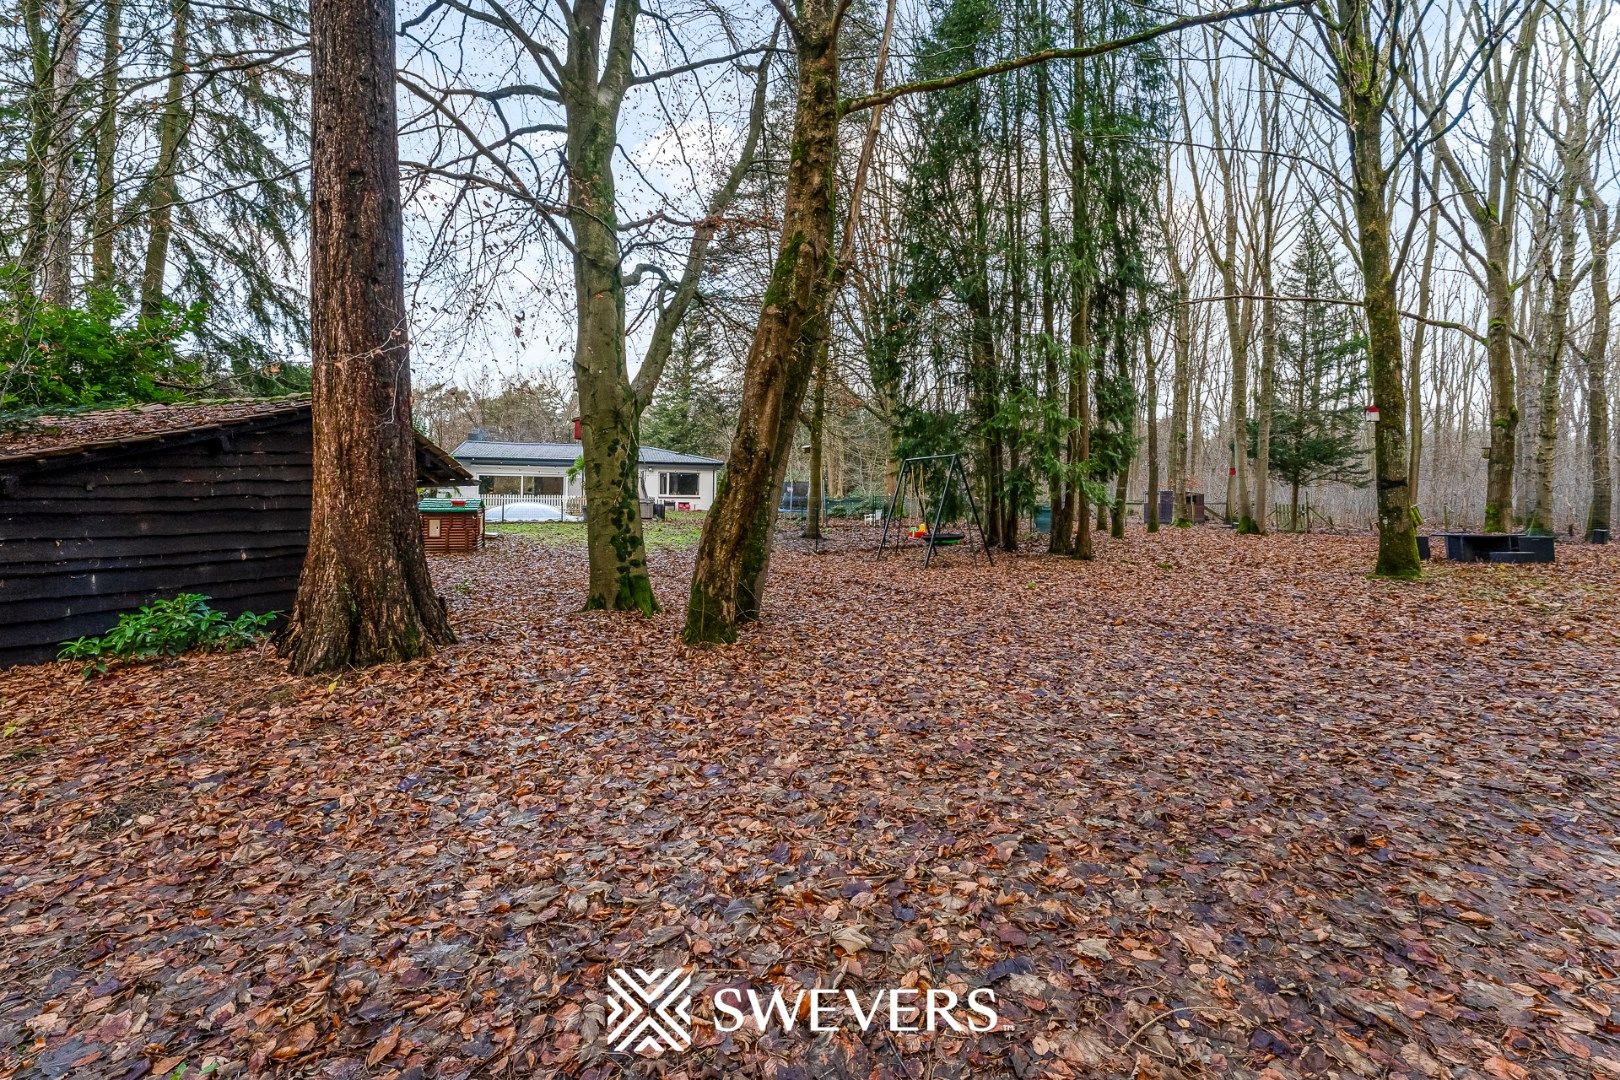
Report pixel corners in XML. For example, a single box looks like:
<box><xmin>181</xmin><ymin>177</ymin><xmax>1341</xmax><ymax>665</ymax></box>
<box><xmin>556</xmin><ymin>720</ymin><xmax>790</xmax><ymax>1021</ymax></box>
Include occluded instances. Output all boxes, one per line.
<box><xmin>483</xmin><ymin>475</ymin><xmax>522</xmax><ymax>495</ymax></box>
<box><xmin>660</xmin><ymin>471</ymin><xmax>699</xmax><ymax>497</ymax></box>
<box><xmin>535</xmin><ymin>475</ymin><xmax>564</xmax><ymax>496</ymax></box>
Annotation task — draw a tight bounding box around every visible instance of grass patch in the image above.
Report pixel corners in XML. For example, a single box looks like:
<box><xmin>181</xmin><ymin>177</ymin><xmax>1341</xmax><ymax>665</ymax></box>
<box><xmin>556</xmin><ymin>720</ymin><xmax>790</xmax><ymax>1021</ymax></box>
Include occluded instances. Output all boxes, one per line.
<box><xmin>488</xmin><ymin>512</ymin><xmax>706</xmax><ymax>551</ymax></box>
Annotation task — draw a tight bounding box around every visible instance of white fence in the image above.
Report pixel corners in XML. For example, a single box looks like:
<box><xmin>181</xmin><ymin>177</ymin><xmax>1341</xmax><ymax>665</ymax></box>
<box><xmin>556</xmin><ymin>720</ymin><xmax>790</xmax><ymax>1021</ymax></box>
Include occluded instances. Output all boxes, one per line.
<box><xmin>480</xmin><ymin>493</ymin><xmax>580</xmax><ymax>520</ymax></box>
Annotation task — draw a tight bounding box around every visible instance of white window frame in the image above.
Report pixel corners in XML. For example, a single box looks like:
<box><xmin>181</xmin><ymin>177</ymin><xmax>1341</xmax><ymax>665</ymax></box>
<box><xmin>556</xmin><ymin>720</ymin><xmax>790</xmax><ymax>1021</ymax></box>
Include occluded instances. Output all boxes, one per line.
<box><xmin>659</xmin><ymin>471</ymin><xmax>700</xmax><ymax>497</ymax></box>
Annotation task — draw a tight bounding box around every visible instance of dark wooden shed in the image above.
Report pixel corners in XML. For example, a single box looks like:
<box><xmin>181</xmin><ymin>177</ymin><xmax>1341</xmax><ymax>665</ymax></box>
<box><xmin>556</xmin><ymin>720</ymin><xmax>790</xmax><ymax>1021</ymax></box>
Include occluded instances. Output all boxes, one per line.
<box><xmin>0</xmin><ymin>400</ymin><xmax>469</xmax><ymax>668</ymax></box>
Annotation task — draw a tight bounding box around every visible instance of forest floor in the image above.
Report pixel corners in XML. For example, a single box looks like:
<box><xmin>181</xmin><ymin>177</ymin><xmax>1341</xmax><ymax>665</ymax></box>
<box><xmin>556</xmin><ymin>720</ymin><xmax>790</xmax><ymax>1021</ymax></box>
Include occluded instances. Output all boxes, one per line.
<box><xmin>2</xmin><ymin>526</ymin><xmax>1618</xmax><ymax>1080</ymax></box>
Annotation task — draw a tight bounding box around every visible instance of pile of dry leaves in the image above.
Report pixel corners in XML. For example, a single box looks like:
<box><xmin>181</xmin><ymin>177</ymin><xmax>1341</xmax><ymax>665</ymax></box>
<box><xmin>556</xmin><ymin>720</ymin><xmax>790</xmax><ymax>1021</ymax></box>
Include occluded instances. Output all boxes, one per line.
<box><xmin>2</xmin><ymin>527</ymin><xmax>1617</xmax><ymax>1079</ymax></box>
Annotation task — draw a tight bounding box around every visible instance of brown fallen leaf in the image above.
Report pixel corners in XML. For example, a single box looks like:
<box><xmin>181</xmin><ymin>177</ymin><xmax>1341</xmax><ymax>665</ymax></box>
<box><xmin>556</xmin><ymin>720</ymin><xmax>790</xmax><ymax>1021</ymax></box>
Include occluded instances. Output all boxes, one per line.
<box><xmin>1483</xmin><ymin>1055</ymin><xmax>1529</xmax><ymax>1080</ymax></box>
<box><xmin>366</xmin><ymin>1025</ymin><xmax>400</xmax><ymax>1067</ymax></box>
<box><xmin>2</xmin><ymin>528</ymin><xmax>1617</xmax><ymax>1080</ymax></box>
<box><xmin>270</xmin><ymin>1022</ymin><xmax>317</xmax><ymax>1061</ymax></box>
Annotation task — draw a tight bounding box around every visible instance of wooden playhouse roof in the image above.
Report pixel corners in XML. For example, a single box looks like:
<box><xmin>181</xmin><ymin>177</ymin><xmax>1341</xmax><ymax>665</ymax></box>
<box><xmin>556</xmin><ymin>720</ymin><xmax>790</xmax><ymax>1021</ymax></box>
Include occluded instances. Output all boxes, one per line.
<box><xmin>0</xmin><ymin>399</ymin><xmax>471</xmax><ymax>483</ymax></box>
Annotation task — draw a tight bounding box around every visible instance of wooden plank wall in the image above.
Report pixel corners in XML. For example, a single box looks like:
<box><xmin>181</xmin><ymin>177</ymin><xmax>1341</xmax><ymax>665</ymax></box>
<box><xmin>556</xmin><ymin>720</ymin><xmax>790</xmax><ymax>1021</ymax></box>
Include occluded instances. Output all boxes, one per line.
<box><xmin>0</xmin><ymin>418</ymin><xmax>313</xmax><ymax>668</ymax></box>
<box><xmin>420</xmin><ymin>511</ymin><xmax>482</xmax><ymax>555</ymax></box>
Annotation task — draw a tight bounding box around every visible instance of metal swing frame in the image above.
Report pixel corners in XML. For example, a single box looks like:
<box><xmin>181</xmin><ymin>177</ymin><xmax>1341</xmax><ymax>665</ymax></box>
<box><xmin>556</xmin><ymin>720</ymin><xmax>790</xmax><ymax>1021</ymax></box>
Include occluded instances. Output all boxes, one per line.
<box><xmin>876</xmin><ymin>453</ymin><xmax>993</xmax><ymax>567</ymax></box>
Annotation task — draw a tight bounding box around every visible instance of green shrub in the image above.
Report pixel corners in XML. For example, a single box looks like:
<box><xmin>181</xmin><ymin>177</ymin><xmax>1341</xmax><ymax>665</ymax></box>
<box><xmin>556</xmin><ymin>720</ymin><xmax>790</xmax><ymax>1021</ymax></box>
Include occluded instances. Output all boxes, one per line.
<box><xmin>59</xmin><ymin>594</ymin><xmax>277</xmax><ymax>675</ymax></box>
<box><xmin>0</xmin><ymin>285</ymin><xmax>207</xmax><ymax>413</ymax></box>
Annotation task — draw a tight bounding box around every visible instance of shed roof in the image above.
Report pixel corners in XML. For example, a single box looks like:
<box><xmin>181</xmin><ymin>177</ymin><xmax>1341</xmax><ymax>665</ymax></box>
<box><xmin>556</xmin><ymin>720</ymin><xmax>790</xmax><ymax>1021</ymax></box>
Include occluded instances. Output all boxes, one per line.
<box><xmin>451</xmin><ymin>439</ymin><xmax>724</xmax><ymax>468</ymax></box>
<box><xmin>0</xmin><ymin>399</ymin><xmax>471</xmax><ymax>483</ymax></box>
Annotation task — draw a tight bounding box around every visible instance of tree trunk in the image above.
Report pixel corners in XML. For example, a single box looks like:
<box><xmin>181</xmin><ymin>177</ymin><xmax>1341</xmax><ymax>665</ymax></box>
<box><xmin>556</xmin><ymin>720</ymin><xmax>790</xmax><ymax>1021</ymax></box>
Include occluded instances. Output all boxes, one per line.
<box><xmin>1419</xmin><ymin>8</ymin><xmax>1540</xmax><ymax>533</ymax></box>
<box><xmin>1166</xmin><ymin>197</ymin><xmax>1192</xmax><ymax>527</ymax></box>
<box><xmin>1480</xmin><ymin>228</ymin><xmax>1518</xmax><ymax>532</ymax></box>
<box><xmin>1584</xmin><ymin>198</ymin><xmax>1613</xmax><ymax>540</ymax></box>
<box><xmin>1407</xmin><ymin>157</ymin><xmax>1441</xmax><ymax>508</ymax></box>
<box><xmin>1250</xmin><ymin>70</ymin><xmax>1279</xmax><ymax>536</ymax></box>
<box><xmin>803</xmin><ymin>343</ymin><xmax>827</xmax><ymax>540</ymax></box>
<box><xmin>1038</xmin><ymin>55</ymin><xmax>1068</xmax><ymax>554</ymax></box>
<box><xmin>1110</xmin><ymin>466</ymin><xmax>1126</xmax><ymax>538</ymax></box>
<box><xmin>969</xmin><ymin>290</ymin><xmax>1001</xmax><ymax>549</ymax></box>
<box><xmin>1068</xmin><ymin>42</ymin><xmax>1092</xmax><ymax>560</ymax></box>
<box><xmin>280</xmin><ymin>0</ymin><xmax>454</xmax><ymax>673</ymax></box>
<box><xmin>90</xmin><ymin>0</ymin><xmax>120</xmax><ymax>291</ymax></box>
<box><xmin>567</xmin><ymin>94</ymin><xmax>656</xmax><ymax>614</ymax></box>
<box><xmin>1253</xmin><ymin>269</ymin><xmax>1276</xmax><ymax>535</ymax></box>
<box><xmin>1524</xmin><ymin>155</ymin><xmax>1578</xmax><ymax>536</ymax></box>
<box><xmin>1145</xmin><ymin>306</ymin><xmax>1160</xmax><ymax>532</ymax></box>
<box><xmin>19</xmin><ymin>0</ymin><xmax>51</xmax><ymax>302</ymax></box>
<box><xmin>683</xmin><ymin>14</ymin><xmax>838</xmax><ymax>644</ymax></box>
<box><xmin>1336</xmin><ymin>9</ymin><xmax>1419</xmax><ymax>580</ymax></box>
<box><xmin>1001</xmin><ymin>66</ymin><xmax>1024</xmax><ymax>555</ymax></box>
<box><xmin>1228</xmin><ymin>302</ymin><xmax>1254</xmax><ymax>531</ymax></box>
<box><xmin>42</xmin><ymin>0</ymin><xmax>82</xmax><ymax>306</ymax></box>
<box><xmin>140</xmin><ymin>0</ymin><xmax>190</xmax><ymax>318</ymax></box>
<box><xmin>1069</xmin><ymin>302</ymin><xmax>1093</xmax><ymax>559</ymax></box>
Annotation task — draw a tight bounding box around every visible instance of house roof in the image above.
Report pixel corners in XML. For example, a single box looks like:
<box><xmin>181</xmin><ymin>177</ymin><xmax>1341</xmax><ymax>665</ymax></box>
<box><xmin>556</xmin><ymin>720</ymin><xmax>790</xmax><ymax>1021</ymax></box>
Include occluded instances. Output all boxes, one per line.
<box><xmin>0</xmin><ymin>398</ymin><xmax>472</xmax><ymax>483</ymax></box>
<box><xmin>451</xmin><ymin>439</ymin><xmax>724</xmax><ymax>468</ymax></box>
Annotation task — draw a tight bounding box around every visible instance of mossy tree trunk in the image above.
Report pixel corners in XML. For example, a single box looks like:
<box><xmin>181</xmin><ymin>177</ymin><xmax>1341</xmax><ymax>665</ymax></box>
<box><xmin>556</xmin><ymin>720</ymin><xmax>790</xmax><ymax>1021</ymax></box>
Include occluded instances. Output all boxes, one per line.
<box><xmin>1479</xmin><ymin>229</ymin><xmax>1519</xmax><ymax>532</ymax></box>
<box><xmin>1419</xmin><ymin>7</ymin><xmax>1541</xmax><ymax>531</ymax></box>
<box><xmin>1523</xmin><ymin>132</ymin><xmax>1579</xmax><ymax>536</ymax></box>
<box><xmin>803</xmin><ymin>342</ymin><xmax>827</xmax><ymax>540</ymax></box>
<box><xmin>400</xmin><ymin>0</ymin><xmax>769</xmax><ymax>617</ymax></box>
<box><xmin>1328</xmin><ymin>0</ymin><xmax>1419</xmax><ymax>579</ymax></box>
<box><xmin>280</xmin><ymin>0</ymin><xmax>454</xmax><ymax>674</ymax></box>
<box><xmin>562</xmin><ymin>0</ymin><xmax>657</xmax><ymax>614</ymax></box>
<box><xmin>684</xmin><ymin>11</ymin><xmax>839</xmax><ymax>644</ymax></box>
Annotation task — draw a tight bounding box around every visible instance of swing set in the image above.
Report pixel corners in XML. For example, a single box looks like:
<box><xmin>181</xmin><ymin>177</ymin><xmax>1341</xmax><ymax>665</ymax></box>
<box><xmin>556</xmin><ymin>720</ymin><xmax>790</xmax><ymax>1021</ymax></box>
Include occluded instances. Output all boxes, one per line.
<box><xmin>876</xmin><ymin>454</ymin><xmax>993</xmax><ymax>566</ymax></box>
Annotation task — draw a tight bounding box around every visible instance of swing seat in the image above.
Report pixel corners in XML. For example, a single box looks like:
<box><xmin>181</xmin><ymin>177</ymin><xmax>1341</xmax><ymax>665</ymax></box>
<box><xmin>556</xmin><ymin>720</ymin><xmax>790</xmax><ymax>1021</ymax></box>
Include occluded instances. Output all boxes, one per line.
<box><xmin>928</xmin><ymin>531</ymin><xmax>966</xmax><ymax>545</ymax></box>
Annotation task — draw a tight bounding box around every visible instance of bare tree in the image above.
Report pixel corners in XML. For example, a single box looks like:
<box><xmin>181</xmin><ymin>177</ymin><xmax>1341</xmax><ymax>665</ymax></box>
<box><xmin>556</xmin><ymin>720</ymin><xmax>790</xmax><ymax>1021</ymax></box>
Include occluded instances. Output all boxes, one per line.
<box><xmin>1522</xmin><ymin>22</ymin><xmax>1587</xmax><ymax>535</ymax></box>
<box><xmin>399</xmin><ymin>0</ymin><xmax>773</xmax><ymax>615</ymax></box>
<box><xmin>1412</xmin><ymin>1</ymin><xmax>1543</xmax><ymax>532</ymax></box>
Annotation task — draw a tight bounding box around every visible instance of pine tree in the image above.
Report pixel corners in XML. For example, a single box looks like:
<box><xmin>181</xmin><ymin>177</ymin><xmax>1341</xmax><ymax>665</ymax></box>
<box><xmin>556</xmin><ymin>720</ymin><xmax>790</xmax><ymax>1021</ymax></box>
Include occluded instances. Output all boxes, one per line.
<box><xmin>1266</xmin><ymin>215</ymin><xmax>1369</xmax><ymax>530</ymax></box>
<box><xmin>641</xmin><ymin>318</ymin><xmax>734</xmax><ymax>458</ymax></box>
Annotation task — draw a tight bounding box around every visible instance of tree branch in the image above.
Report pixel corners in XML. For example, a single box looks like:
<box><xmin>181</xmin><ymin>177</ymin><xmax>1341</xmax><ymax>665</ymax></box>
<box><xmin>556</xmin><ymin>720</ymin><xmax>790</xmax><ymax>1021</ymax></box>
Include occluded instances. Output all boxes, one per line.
<box><xmin>631</xmin><ymin>30</ymin><xmax>777</xmax><ymax>412</ymax></box>
<box><xmin>1167</xmin><ymin>292</ymin><xmax>1533</xmax><ymax>348</ymax></box>
<box><xmin>630</xmin><ymin>45</ymin><xmax>772</xmax><ymax>86</ymax></box>
<box><xmin>840</xmin><ymin>0</ymin><xmax>1310</xmax><ymax>115</ymax></box>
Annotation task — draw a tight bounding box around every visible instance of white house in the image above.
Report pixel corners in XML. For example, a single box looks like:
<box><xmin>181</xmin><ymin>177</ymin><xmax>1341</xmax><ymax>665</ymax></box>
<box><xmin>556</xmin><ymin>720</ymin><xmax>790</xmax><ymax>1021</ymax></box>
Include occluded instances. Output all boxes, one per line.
<box><xmin>449</xmin><ymin>436</ymin><xmax>725</xmax><ymax>511</ymax></box>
